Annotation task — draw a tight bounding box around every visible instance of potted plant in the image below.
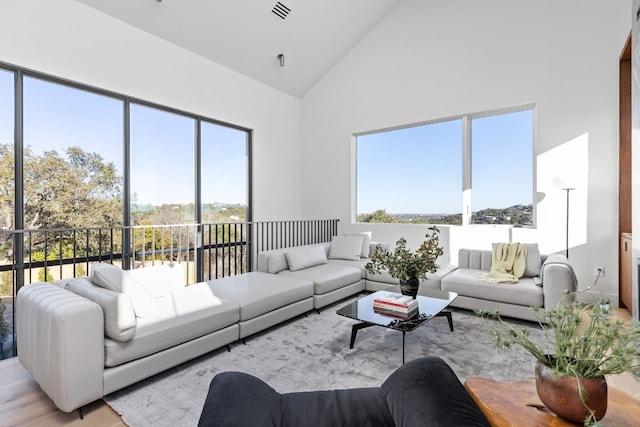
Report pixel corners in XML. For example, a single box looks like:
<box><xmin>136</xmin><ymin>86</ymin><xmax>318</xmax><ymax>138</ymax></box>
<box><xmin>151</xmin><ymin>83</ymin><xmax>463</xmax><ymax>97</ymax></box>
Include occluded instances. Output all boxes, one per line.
<box><xmin>365</xmin><ymin>226</ymin><xmax>444</xmax><ymax>298</ymax></box>
<box><xmin>485</xmin><ymin>298</ymin><xmax>640</xmax><ymax>426</ymax></box>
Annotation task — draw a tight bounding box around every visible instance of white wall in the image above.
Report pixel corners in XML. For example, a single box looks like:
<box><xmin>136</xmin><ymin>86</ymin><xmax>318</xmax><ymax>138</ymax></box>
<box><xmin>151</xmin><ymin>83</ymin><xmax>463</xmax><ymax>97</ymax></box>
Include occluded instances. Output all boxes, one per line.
<box><xmin>0</xmin><ymin>0</ymin><xmax>303</xmax><ymax>221</ymax></box>
<box><xmin>302</xmin><ymin>0</ymin><xmax>631</xmax><ymax>303</ymax></box>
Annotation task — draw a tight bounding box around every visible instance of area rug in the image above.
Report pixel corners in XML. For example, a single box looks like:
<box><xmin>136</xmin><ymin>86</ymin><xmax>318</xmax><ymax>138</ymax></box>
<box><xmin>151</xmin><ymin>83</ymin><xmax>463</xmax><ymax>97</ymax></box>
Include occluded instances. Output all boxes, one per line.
<box><xmin>104</xmin><ymin>299</ymin><xmax>545</xmax><ymax>427</ymax></box>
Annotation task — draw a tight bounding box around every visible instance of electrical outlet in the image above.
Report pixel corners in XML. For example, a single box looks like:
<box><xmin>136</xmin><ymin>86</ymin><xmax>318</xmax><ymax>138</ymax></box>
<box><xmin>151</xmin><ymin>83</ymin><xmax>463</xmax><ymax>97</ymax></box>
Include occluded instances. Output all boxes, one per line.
<box><xmin>594</xmin><ymin>266</ymin><xmax>604</xmax><ymax>277</ymax></box>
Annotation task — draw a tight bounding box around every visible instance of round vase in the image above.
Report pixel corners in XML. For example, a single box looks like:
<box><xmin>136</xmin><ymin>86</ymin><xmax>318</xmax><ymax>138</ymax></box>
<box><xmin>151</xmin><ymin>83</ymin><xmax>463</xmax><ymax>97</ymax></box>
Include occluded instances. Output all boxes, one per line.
<box><xmin>535</xmin><ymin>360</ymin><xmax>608</xmax><ymax>423</ymax></box>
<box><xmin>399</xmin><ymin>277</ymin><xmax>420</xmax><ymax>299</ymax></box>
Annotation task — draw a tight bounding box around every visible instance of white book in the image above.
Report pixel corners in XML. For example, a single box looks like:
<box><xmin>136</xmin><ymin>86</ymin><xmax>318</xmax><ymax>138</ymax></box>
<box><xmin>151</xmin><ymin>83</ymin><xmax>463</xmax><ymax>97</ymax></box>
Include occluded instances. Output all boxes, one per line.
<box><xmin>373</xmin><ymin>292</ymin><xmax>418</xmax><ymax>309</ymax></box>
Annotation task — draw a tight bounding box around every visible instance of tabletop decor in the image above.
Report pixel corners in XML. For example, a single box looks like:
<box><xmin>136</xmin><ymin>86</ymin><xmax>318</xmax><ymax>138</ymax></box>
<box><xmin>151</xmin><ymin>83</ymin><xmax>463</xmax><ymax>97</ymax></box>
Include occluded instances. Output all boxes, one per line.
<box><xmin>484</xmin><ymin>298</ymin><xmax>640</xmax><ymax>426</ymax></box>
<box><xmin>365</xmin><ymin>226</ymin><xmax>443</xmax><ymax>298</ymax></box>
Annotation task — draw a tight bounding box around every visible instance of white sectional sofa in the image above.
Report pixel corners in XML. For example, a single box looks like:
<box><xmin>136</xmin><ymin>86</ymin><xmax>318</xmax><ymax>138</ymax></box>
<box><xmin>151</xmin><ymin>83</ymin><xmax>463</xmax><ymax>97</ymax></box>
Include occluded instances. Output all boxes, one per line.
<box><xmin>257</xmin><ymin>235</ymin><xmax>380</xmax><ymax>309</ymax></box>
<box><xmin>16</xmin><ymin>236</ymin><xmax>576</xmax><ymax>415</ymax></box>
<box><xmin>16</xmin><ymin>263</ymin><xmax>314</xmax><ymax>414</ymax></box>
<box><xmin>258</xmin><ymin>241</ymin><xmax>576</xmax><ymax>322</ymax></box>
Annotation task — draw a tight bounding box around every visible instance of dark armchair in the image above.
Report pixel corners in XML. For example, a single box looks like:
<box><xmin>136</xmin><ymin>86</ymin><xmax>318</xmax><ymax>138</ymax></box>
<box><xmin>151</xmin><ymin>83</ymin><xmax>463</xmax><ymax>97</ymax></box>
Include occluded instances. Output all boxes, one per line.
<box><xmin>198</xmin><ymin>356</ymin><xmax>490</xmax><ymax>427</ymax></box>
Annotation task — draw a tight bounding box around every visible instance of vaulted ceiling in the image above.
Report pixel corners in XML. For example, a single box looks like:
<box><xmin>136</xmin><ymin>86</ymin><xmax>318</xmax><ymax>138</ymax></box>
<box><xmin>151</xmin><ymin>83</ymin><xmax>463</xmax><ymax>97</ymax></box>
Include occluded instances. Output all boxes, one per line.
<box><xmin>77</xmin><ymin>0</ymin><xmax>401</xmax><ymax>98</ymax></box>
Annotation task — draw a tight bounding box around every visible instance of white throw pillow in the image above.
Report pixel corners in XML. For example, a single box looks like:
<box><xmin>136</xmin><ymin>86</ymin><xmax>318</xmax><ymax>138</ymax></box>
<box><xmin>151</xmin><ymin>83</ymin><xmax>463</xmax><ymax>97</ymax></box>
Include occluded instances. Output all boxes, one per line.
<box><xmin>267</xmin><ymin>253</ymin><xmax>289</xmax><ymax>274</ymax></box>
<box><xmin>91</xmin><ymin>262</ymin><xmax>125</xmax><ymax>292</ymax></box>
<box><xmin>329</xmin><ymin>236</ymin><xmax>364</xmax><ymax>261</ymax></box>
<box><xmin>286</xmin><ymin>246</ymin><xmax>328</xmax><ymax>271</ymax></box>
<box><xmin>524</xmin><ymin>243</ymin><xmax>542</xmax><ymax>277</ymax></box>
<box><xmin>121</xmin><ymin>271</ymin><xmax>159</xmax><ymax>319</ymax></box>
<box><xmin>344</xmin><ymin>231</ymin><xmax>372</xmax><ymax>258</ymax></box>
<box><xmin>69</xmin><ymin>277</ymin><xmax>137</xmax><ymax>342</ymax></box>
<box><xmin>128</xmin><ymin>264</ymin><xmax>186</xmax><ymax>298</ymax></box>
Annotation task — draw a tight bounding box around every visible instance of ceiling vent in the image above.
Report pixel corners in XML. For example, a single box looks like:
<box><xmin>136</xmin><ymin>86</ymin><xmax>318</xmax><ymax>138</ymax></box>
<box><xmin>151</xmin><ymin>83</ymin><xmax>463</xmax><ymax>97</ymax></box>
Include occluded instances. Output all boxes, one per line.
<box><xmin>271</xmin><ymin>2</ymin><xmax>291</xmax><ymax>20</ymax></box>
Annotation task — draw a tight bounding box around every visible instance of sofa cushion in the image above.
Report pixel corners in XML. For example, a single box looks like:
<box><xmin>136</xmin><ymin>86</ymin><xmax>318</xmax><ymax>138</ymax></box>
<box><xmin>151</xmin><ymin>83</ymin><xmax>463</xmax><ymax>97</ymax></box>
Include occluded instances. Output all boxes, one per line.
<box><xmin>329</xmin><ymin>235</ymin><xmax>364</xmax><ymax>261</ymax></box>
<box><xmin>286</xmin><ymin>245</ymin><xmax>328</xmax><ymax>271</ymax></box>
<box><xmin>344</xmin><ymin>231</ymin><xmax>372</xmax><ymax>258</ymax></box>
<box><xmin>104</xmin><ymin>282</ymin><xmax>240</xmax><ymax>367</ymax></box>
<box><xmin>69</xmin><ymin>277</ymin><xmax>137</xmax><ymax>342</ymax></box>
<box><xmin>279</xmin><ymin>263</ymin><xmax>362</xmax><ymax>295</ymax></box>
<box><xmin>441</xmin><ymin>268</ymin><xmax>543</xmax><ymax>307</ymax></box>
<box><xmin>282</xmin><ymin>388</ymin><xmax>394</xmax><ymax>427</ymax></box>
<box><xmin>207</xmin><ymin>272</ymin><xmax>313</xmax><ymax>321</ymax></box>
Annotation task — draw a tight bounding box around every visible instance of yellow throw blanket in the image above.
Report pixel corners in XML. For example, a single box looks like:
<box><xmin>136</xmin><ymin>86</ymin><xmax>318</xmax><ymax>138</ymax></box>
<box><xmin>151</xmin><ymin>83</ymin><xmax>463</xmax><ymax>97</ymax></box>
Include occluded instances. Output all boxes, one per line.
<box><xmin>482</xmin><ymin>242</ymin><xmax>527</xmax><ymax>284</ymax></box>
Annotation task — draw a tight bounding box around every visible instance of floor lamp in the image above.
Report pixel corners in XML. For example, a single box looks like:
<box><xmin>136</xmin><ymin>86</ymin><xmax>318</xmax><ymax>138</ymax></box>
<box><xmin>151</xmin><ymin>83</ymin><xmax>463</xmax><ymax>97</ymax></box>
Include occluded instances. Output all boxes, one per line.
<box><xmin>562</xmin><ymin>186</ymin><xmax>575</xmax><ymax>259</ymax></box>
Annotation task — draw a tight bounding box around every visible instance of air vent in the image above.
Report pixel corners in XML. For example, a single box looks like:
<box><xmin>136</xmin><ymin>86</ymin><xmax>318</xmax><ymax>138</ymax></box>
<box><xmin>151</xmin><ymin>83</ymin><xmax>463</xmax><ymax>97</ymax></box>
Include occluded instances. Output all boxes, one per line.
<box><xmin>271</xmin><ymin>2</ymin><xmax>291</xmax><ymax>20</ymax></box>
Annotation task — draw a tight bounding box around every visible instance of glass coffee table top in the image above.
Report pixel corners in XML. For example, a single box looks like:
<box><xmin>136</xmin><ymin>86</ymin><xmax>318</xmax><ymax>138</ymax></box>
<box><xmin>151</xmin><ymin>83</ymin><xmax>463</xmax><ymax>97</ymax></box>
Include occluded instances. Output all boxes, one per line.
<box><xmin>336</xmin><ymin>289</ymin><xmax>458</xmax><ymax>363</ymax></box>
<box><xmin>337</xmin><ymin>289</ymin><xmax>457</xmax><ymax>331</ymax></box>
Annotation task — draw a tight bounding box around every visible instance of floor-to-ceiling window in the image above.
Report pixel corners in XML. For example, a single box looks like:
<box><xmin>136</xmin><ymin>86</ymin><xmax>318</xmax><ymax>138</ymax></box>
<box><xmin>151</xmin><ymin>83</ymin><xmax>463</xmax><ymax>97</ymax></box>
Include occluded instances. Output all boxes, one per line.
<box><xmin>200</xmin><ymin>121</ymin><xmax>249</xmax><ymax>278</ymax></box>
<box><xmin>0</xmin><ymin>64</ymin><xmax>252</xmax><ymax>359</ymax></box>
<box><xmin>201</xmin><ymin>121</ymin><xmax>248</xmax><ymax>222</ymax></box>
<box><xmin>130</xmin><ymin>104</ymin><xmax>196</xmax><ymax>225</ymax></box>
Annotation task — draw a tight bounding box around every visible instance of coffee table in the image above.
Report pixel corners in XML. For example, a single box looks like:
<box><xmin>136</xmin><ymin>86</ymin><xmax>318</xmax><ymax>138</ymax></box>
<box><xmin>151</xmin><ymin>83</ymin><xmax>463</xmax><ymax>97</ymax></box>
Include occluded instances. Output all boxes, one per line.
<box><xmin>336</xmin><ymin>289</ymin><xmax>457</xmax><ymax>363</ymax></box>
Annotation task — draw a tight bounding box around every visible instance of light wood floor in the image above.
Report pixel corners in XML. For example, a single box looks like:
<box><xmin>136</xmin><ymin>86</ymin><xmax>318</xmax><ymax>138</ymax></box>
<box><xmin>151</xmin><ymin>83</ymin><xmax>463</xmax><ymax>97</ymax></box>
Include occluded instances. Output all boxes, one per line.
<box><xmin>0</xmin><ymin>357</ymin><xmax>126</xmax><ymax>427</ymax></box>
<box><xmin>1</xmin><ymin>308</ymin><xmax>637</xmax><ymax>426</ymax></box>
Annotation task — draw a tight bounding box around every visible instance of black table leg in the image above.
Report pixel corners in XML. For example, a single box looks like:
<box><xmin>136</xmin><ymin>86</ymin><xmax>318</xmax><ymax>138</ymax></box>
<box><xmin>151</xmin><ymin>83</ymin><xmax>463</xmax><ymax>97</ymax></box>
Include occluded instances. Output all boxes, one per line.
<box><xmin>349</xmin><ymin>322</ymin><xmax>375</xmax><ymax>349</ymax></box>
<box><xmin>402</xmin><ymin>331</ymin><xmax>406</xmax><ymax>364</ymax></box>
<box><xmin>436</xmin><ymin>310</ymin><xmax>454</xmax><ymax>331</ymax></box>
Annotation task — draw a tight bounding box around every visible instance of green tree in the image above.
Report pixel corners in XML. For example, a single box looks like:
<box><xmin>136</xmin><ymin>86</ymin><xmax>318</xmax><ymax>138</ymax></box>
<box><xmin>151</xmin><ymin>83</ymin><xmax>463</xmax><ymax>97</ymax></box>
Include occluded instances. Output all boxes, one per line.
<box><xmin>358</xmin><ymin>209</ymin><xmax>397</xmax><ymax>223</ymax></box>
<box><xmin>0</xmin><ymin>144</ymin><xmax>123</xmax><ymax>263</ymax></box>
<box><xmin>37</xmin><ymin>267</ymin><xmax>54</xmax><ymax>283</ymax></box>
<box><xmin>0</xmin><ymin>272</ymin><xmax>11</xmax><ymax>297</ymax></box>
<box><xmin>24</xmin><ymin>145</ymin><xmax>122</xmax><ymax>230</ymax></box>
<box><xmin>0</xmin><ymin>299</ymin><xmax>10</xmax><ymax>358</ymax></box>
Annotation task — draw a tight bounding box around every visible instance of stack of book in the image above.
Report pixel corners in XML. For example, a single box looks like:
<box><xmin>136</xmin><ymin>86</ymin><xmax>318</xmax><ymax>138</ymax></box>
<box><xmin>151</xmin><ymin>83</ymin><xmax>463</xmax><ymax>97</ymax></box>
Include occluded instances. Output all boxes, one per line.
<box><xmin>373</xmin><ymin>292</ymin><xmax>419</xmax><ymax>320</ymax></box>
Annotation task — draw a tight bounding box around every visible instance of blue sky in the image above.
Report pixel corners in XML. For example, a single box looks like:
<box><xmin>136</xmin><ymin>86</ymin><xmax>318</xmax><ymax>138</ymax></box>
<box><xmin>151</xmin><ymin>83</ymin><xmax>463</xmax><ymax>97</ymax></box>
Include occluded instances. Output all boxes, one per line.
<box><xmin>357</xmin><ymin>109</ymin><xmax>533</xmax><ymax>215</ymax></box>
<box><xmin>0</xmin><ymin>72</ymin><xmax>246</xmax><ymax>207</ymax></box>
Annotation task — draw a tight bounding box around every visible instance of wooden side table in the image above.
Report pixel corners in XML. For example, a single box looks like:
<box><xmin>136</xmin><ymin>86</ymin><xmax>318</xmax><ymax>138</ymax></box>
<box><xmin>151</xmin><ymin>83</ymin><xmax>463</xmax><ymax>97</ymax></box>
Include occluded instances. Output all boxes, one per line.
<box><xmin>464</xmin><ymin>377</ymin><xmax>640</xmax><ymax>426</ymax></box>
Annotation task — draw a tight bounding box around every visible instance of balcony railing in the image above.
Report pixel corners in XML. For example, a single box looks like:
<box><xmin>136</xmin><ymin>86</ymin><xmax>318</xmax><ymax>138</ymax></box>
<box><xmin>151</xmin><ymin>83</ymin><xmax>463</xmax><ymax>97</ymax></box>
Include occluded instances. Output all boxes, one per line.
<box><xmin>0</xmin><ymin>219</ymin><xmax>339</xmax><ymax>360</ymax></box>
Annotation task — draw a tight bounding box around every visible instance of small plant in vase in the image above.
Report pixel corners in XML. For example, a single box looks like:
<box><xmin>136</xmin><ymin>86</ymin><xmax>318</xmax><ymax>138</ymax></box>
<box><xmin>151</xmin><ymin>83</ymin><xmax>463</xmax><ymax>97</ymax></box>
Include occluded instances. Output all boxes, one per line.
<box><xmin>365</xmin><ymin>226</ymin><xmax>444</xmax><ymax>298</ymax></box>
<box><xmin>484</xmin><ymin>298</ymin><xmax>640</xmax><ymax>426</ymax></box>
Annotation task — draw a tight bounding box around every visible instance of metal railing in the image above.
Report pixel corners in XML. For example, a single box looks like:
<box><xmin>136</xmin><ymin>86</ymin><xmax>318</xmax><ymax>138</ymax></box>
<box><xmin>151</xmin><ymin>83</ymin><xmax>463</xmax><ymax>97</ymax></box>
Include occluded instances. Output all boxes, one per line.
<box><xmin>0</xmin><ymin>219</ymin><xmax>339</xmax><ymax>360</ymax></box>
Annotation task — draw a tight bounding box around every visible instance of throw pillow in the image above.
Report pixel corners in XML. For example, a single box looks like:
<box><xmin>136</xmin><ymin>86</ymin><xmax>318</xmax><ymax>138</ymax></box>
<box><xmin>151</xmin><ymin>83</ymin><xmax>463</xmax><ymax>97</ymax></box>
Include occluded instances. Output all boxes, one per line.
<box><xmin>128</xmin><ymin>264</ymin><xmax>185</xmax><ymax>298</ymax></box>
<box><xmin>344</xmin><ymin>231</ymin><xmax>372</xmax><ymax>258</ymax></box>
<box><xmin>523</xmin><ymin>243</ymin><xmax>542</xmax><ymax>277</ymax></box>
<box><xmin>329</xmin><ymin>235</ymin><xmax>364</xmax><ymax>261</ymax></box>
<box><xmin>121</xmin><ymin>271</ymin><xmax>159</xmax><ymax>319</ymax></box>
<box><xmin>91</xmin><ymin>262</ymin><xmax>125</xmax><ymax>292</ymax></box>
<box><xmin>69</xmin><ymin>277</ymin><xmax>137</xmax><ymax>342</ymax></box>
<box><xmin>266</xmin><ymin>253</ymin><xmax>288</xmax><ymax>274</ymax></box>
<box><xmin>285</xmin><ymin>245</ymin><xmax>328</xmax><ymax>271</ymax></box>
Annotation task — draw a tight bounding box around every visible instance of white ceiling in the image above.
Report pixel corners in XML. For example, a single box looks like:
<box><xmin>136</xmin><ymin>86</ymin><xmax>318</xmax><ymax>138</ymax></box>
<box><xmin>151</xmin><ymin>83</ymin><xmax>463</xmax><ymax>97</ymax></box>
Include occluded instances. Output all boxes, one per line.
<box><xmin>77</xmin><ymin>0</ymin><xmax>400</xmax><ymax>98</ymax></box>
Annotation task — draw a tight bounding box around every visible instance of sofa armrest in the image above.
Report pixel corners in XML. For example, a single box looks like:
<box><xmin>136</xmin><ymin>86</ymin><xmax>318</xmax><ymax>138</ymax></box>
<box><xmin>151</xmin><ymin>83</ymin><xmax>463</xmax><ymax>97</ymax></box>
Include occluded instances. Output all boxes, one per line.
<box><xmin>17</xmin><ymin>282</ymin><xmax>105</xmax><ymax>412</ymax></box>
<box><xmin>540</xmin><ymin>254</ymin><xmax>576</xmax><ymax>310</ymax></box>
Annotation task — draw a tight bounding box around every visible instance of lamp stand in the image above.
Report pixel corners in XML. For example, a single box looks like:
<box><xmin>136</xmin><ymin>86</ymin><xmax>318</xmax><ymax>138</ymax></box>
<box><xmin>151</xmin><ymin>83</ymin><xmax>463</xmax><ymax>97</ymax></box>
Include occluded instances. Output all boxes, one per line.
<box><xmin>563</xmin><ymin>187</ymin><xmax>575</xmax><ymax>259</ymax></box>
